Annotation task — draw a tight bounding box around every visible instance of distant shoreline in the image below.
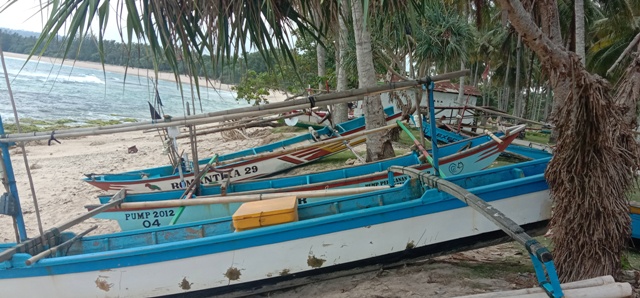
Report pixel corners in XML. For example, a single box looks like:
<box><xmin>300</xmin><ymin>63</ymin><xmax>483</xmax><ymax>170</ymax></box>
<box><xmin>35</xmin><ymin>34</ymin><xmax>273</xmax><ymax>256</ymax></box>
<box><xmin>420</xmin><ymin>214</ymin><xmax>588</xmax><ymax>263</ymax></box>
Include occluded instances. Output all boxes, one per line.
<box><xmin>2</xmin><ymin>51</ymin><xmax>290</xmax><ymax>103</ymax></box>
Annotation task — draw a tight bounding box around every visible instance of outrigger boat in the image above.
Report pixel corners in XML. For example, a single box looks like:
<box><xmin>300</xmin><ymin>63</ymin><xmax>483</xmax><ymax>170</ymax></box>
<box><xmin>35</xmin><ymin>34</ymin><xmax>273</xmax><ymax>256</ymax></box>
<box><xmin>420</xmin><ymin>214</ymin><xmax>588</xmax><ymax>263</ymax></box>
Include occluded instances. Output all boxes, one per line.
<box><xmin>422</xmin><ymin>120</ymin><xmax>553</xmax><ymax>160</ymax></box>
<box><xmin>87</xmin><ymin>125</ymin><xmax>526</xmax><ymax>231</ymax></box>
<box><xmin>83</xmin><ymin>107</ymin><xmax>402</xmax><ymax>193</ymax></box>
<box><xmin>0</xmin><ymin>157</ymin><xmax>554</xmax><ymax>297</ymax></box>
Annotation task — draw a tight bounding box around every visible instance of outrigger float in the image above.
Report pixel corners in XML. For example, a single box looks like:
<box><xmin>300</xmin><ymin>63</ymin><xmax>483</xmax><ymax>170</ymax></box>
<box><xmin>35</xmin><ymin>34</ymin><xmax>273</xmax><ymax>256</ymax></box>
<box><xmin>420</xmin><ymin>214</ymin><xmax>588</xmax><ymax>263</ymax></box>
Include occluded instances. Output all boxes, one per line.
<box><xmin>0</xmin><ymin>69</ymin><xmax>632</xmax><ymax>297</ymax></box>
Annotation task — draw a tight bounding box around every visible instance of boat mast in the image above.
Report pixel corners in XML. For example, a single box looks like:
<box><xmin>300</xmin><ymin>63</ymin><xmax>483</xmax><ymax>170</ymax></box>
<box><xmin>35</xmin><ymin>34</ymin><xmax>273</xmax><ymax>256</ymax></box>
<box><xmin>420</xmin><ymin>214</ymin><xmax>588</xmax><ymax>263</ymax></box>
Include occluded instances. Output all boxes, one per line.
<box><xmin>426</xmin><ymin>79</ymin><xmax>440</xmax><ymax>174</ymax></box>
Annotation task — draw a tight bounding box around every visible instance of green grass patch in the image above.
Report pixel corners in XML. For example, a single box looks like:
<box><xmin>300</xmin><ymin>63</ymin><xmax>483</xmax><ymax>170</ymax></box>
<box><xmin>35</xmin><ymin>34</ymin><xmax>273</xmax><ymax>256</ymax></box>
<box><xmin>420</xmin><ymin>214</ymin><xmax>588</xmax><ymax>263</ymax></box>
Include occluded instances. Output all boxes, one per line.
<box><xmin>623</xmin><ymin>249</ymin><xmax>640</xmax><ymax>270</ymax></box>
<box><xmin>85</xmin><ymin>119</ymin><xmax>127</xmax><ymax>126</ymax></box>
<box><xmin>55</xmin><ymin>119</ymin><xmax>77</xmax><ymax>125</ymax></box>
<box><xmin>455</xmin><ymin>260</ymin><xmax>535</xmax><ymax>279</ymax></box>
<box><xmin>2</xmin><ymin>118</ymin><xmax>139</xmax><ymax>134</ymax></box>
<box><xmin>318</xmin><ymin>150</ymin><xmax>364</xmax><ymax>166</ymax></box>
<box><xmin>524</xmin><ymin>131</ymin><xmax>551</xmax><ymax>145</ymax></box>
<box><xmin>397</xmin><ymin>126</ymin><xmax>433</xmax><ymax>149</ymax></box>
<box><xmin>487</xmin><ymin>156</ymin><xmax>517</xmax><ymax>169</ymax></box>
<box><xmin>271</xmin><ymin>126</ymin><xmax>308</xmax><ymax>134</ymax></box>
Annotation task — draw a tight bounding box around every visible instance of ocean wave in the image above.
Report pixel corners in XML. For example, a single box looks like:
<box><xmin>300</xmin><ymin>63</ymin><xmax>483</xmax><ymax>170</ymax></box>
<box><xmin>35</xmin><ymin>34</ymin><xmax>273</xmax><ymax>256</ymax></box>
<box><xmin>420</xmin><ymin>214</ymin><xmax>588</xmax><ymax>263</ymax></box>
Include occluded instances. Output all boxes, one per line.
<box><xmin>11</xmin><ymin>70</ymin><xmax>105</xmax><ymax>84</ymax></box>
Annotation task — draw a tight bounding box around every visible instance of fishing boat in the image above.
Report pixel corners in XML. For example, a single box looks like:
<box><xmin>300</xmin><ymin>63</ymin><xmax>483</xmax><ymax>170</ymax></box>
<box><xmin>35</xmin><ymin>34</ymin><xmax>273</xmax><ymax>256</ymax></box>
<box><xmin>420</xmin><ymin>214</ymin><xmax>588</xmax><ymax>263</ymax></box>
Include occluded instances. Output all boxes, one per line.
<box><xmin>422</xmin><ymin>120</ymin><xmax>553</xmax><ymax>160</ymax></box>
<box><xmin>87</xmin><ymin>125</ymin><xmax>526</xmax><ymax>231</ymax></box>
<box><xmin>0</xmin><ymin>156</ymin><xmax>553</xmax><ymax>297</ymax></box>
<box><xmin>83</xmin><ymin>106</ymin><xmax>402</xmax><ymax>193</ymax></box>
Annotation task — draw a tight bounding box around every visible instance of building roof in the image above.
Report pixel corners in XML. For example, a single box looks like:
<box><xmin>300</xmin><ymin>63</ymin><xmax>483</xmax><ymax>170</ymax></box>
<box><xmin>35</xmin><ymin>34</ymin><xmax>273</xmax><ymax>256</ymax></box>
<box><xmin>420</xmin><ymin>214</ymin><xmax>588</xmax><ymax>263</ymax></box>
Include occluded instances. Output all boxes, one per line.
<box><xmin>433</xmin><ymin>81</ymin><xmax>482</xmax><ymax>97</ymax></box>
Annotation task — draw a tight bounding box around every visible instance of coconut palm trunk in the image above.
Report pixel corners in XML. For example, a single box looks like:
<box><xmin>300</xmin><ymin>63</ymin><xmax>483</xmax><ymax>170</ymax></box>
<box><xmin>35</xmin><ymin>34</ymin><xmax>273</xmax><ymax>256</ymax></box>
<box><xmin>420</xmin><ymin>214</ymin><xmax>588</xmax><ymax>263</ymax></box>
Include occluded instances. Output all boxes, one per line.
<box><xmin>351</xmin><ymin>0</ymin><xmax>394</xmax><ymax>161</ymax></box>
<box><xmin>333</xmin><ymin>0</ymin><xmax>351</xmax><ymax>125</ymax></box>
<box><xmin>574</xmin><ymin>0</ymin><xmax>585</xmax><ymax>63</ymax></box>
<box><xmin>497</xmin><ymin>0</ymin><xmax>640</xmax><ymax>282</ymax></box>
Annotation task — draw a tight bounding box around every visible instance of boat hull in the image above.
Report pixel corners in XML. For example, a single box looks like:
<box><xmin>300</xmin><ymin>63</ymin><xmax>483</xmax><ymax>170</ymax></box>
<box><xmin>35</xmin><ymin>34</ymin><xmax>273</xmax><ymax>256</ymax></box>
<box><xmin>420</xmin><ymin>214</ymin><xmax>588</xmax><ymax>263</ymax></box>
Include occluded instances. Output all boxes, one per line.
<box><xmin>96</xmin><ymin>140</ymin><xmax>512</xmax><ymax>230</ymax></box>
<box><xmin>0</xmin><ymin>188</ymin><xmax>550</xmax><ymax>298</ymax></box>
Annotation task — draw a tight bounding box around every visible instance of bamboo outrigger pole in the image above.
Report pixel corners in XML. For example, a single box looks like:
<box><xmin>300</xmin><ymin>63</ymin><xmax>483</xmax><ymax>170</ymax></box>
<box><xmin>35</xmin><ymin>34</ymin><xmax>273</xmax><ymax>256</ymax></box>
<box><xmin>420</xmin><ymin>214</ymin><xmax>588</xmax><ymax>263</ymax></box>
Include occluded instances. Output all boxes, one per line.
<box><xmin>94</xmin><ymin>186</ymin><xmax>389</xmax><ymax>210</ymax></box>
<box><xmin>0</xmin><ymin>70</ymin><xmax>470</xmax><ymax>143</ymax></box>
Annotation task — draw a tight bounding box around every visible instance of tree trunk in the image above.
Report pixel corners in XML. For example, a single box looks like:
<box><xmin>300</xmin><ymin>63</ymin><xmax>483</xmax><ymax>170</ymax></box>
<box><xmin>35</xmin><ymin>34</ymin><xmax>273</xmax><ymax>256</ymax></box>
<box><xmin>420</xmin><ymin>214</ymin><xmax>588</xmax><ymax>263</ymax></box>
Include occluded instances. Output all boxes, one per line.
<box><xmin>317</xmin><ymin>45</ymin><xmax>326</xmax><ymax>92</ymax></box>
<box><xmin>523</xmin><ymin>50</ymin><xmax>535</xmax><ymax>119</ymax></box>
<box><xmin>543</xmin><ymin>83</ymin><xmax>552</xmax><ymax>122</ymax></box>
<box><xmin>314</xmin><ymin>11</ymin><xmax>326</xmax><ymax>92</ymax></box>
<box><xmin>512</xmin><ymin>34</ymin><xmax>522</xmax><ymax>118</ymax></box>
<box><xmin>501</xmin><ymin>50</ymin><xmax>512</xmax><ymax>111</ymax></box>
<box><xmin>333</xmin><ymin>0</ymin><xmax>350</xmax><ymax>125</ymax></box>
<box><xmin>351</xmin><ymin>0</ymin><xmax>394</xmax><ymax>161</ymax></box>
<box><xmin>574</xmin><ymin>0</ymin><xmax>586</xmax><ymax>64</ymax></box>
<box><xmin>497</xmin><ymin>0</ymin><xmax>639</xmax><ymax>283</ymax></box>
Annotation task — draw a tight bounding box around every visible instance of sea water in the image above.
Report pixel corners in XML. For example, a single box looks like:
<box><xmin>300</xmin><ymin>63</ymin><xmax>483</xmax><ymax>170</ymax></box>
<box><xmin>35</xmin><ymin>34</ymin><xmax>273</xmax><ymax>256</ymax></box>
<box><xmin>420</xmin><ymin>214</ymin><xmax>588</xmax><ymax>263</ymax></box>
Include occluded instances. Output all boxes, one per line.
<box><xmin>0</xmin><ymin>56</ymin><xmax>249</xmax><ymax>125</ymax></box>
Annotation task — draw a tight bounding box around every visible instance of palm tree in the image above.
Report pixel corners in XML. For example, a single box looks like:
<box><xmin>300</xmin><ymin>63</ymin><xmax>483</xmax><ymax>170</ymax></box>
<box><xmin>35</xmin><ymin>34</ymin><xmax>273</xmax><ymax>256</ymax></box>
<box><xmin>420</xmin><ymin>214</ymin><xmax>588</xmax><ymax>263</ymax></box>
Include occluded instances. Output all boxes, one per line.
<box><xmin>497</xmin><ymin>0</ymin><xmax>640</xmax><ymax>282</ymax></box>
<box><xmin>334</xmin><ymin>0</ymin><xmax>351</xmax><ymax>124</ymax></box>
<box><xmin>588</xmin><ymin>0</ymin><xmax>640</xmax><ymax>81</ymax></box>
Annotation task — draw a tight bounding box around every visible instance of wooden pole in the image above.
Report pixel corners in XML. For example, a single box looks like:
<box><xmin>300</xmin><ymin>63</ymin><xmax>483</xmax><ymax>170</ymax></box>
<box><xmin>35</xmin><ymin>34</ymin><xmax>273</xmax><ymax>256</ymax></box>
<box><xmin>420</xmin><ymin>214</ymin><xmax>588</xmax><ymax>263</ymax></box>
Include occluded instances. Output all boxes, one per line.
<box><xmin>456</xmin><ymin>276</ymin><xmax>617</xmax><ymax>298</ymax></box>
<box><xmin>0</xmin><ymin>189</ymin><xmax>125</xmax><ymax>262</ymax></box>
<box><xmin>470</xmin><ymin>105</ymin><xmax>549</xmax><ymax>127</ymax></box>
<box><xmin>0</xmin><ymin>70</ymin><xmax>470</xmax><ymax>143</ymax></box>
<box><xmin>101</xmin><ymin>186</ymin><xmax>388</xmax><ymax>209</ymax></box>
<box><xmin>213</xmin><ymin>123</ymin><xmax>398</xmax><ymax>167</ymax></box>
<box><xmin>25</xmin><ymin>225</ymin><xmax>98</xmax><ymax>265</ymax></box>
<box><xmin>176</xmin><ymin>112</ymin><xmax>304</xmax><ymax>139</ymax></box>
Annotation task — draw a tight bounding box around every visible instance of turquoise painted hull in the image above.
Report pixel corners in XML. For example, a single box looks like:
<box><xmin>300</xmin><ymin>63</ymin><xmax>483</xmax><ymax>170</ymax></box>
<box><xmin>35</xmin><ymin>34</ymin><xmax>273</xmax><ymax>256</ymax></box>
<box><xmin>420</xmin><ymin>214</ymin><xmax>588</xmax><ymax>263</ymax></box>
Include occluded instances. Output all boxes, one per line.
<box><xmin>0</xmin><ymin>158</ymin><xmax>551</xmax><ymax>297</ymax></box>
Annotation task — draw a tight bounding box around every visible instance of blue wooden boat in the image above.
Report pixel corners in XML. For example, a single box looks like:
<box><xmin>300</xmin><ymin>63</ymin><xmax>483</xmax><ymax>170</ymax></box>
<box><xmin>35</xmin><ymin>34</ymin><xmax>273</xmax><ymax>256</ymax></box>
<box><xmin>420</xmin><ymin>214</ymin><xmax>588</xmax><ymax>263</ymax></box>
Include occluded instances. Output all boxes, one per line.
<box><xmin>0</xmin><ymin>156</ymin><xmax>552</xmax><ymax>297</ymax></box>
<box><xmin>83</xmin><ymin>106</ymin><xmax>402</xmax><ymax>193</ymax></box>
<box><xmin>422</xmin><ymin>121</ymin><xmax>553</xmax><ymax>160</ymax></box>
<box><xmin>87</xmin><ymin>125</ymin><xmax>526</xmax><ymax>231</ymax></box>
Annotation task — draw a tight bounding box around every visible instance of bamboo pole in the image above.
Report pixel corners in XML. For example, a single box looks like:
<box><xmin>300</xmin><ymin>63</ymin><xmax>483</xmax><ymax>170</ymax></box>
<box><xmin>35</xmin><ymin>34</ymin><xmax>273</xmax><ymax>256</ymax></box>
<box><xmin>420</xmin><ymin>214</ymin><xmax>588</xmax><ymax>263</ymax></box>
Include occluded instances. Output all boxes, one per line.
<box><xmin>208</xmin><ymin>165</ymin><xmax>405</xmax><ymax>197</ymax></box>
<box><xmin>481</xmin><ymin>283</ymin><xmax>632</xmax><ymax>298</ymax></box>
<box><xmin>25</xmin><ymin>225</ymin><xmax>98</xmax><ymax>265</ymax></box>
<box><xmin>470</xmin><ymin>105</ymin><xmax>549</xmax><ymax>127</ymax></box>
<box><xmin>169</xmin><ymin>155</ymin><xmax>219</xmax><ymax>225</ymax></box>
<box><xmin>395</xmin><ymin>120</ymin><xmax>444</xmax><ymax>177</ymax></box>
<box><xmin>0</xmin><ymin>97</ymin><xmax>366</xmax><ymax>142</ymax></box>
<box><xmin>0</xmin><ymin>189</ymin><xmax>125</xmax><ymax>262</ymax></box>
<box><xmin>176</xmin><ymin>111</ymin><xmax>305</xmax><ymax>139</ymax></box>
<box><xmin>455</xmin><ymin>276</ymin><xmax>616</xmax><ymax>298</ymax></box>
<box><xmin>485</xmin><ymin>130</ymin><xmax>504</xmax><ymax>144</ymax></box>
<box><xmin>96</xmin><ymin>186</ymin><xmax>389</xmax><ymax>210</ymax></box>
<box><xmin>213</xmin><ymin>123</ymin><xmax>398</xmax><ymax>167</ymax></box>
<box><xmin>0</xmin><ymin>70</ymin><xmax>469</xmax><ymax>143</ymax></box>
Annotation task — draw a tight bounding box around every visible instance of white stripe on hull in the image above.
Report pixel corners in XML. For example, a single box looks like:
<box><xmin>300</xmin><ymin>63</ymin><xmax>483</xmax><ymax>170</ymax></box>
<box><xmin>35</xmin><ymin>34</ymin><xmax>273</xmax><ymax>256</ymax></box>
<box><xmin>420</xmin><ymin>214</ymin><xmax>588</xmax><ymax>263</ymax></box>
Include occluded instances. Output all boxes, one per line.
<box><xmin>2</xmin><ymin>191</ymin><xmax>550</xmax><ymax>298</ymax></box>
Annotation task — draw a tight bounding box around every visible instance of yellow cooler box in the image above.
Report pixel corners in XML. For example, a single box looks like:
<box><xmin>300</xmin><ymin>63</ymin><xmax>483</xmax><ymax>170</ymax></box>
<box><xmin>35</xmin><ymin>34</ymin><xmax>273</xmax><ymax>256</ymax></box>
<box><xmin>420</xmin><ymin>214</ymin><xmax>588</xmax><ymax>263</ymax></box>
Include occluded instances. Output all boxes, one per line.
<box><xmin>232</xmin><ymin>196</ymin><xmax>298</xmax><ymax>231</ymax></box>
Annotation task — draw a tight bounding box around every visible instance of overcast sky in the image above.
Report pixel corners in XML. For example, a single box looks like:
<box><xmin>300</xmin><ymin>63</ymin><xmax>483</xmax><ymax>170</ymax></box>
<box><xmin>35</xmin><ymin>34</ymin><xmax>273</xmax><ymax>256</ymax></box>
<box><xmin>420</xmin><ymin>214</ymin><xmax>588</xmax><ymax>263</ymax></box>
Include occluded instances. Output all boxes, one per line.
<box><xmin>0</xmin><ymin>0</ymin><xmax>124</xmax><ymax>41</ymax></box>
